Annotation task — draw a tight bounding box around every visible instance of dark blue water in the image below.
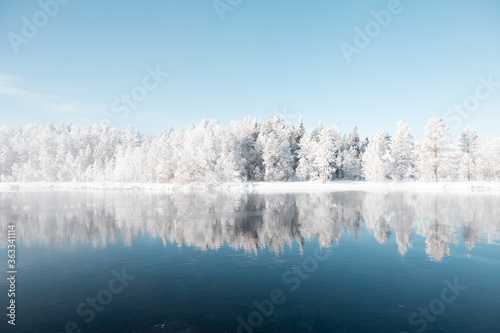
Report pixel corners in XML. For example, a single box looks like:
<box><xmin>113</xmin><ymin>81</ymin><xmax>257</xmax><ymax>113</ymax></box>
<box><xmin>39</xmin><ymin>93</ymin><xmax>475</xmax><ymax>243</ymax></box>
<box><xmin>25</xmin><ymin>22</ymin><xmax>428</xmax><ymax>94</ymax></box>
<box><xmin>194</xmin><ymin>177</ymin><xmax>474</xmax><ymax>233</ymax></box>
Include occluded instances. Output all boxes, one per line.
<box><xmin>1</xmin><ymin>191</ymin><xmax>499</xmax><ymax>333</ymax></box>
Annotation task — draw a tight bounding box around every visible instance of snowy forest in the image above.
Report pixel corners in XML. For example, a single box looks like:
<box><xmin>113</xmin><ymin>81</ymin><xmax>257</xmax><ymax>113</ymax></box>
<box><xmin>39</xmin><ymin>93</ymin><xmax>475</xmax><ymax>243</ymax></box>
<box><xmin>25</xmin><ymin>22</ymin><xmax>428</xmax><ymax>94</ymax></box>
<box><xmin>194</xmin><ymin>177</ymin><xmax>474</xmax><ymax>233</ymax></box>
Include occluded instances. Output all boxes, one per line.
<box><xmin>0</xmin><ymin>115</ymin><xmax>499</xmax><ymax>183</ymax></box>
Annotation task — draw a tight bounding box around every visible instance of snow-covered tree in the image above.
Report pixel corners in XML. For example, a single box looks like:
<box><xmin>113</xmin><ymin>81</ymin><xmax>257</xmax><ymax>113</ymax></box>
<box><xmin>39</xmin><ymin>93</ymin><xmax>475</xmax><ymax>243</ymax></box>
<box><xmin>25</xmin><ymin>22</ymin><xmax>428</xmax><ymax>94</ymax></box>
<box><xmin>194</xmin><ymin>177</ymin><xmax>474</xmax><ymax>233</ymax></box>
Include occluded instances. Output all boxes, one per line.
<box><xmin>0</xmin><ymin>128</ymin><xmax>16</xmax><ymax>181</ymax></box>
<box><xmin>259</xmin><ymin>115</ymin><xmax>294</xmax><ymax>181</ymax></box>
<box><xmin>262</xmin><ymin>133</ymin><xmax>294</xmax><ymax>181</ymax></box>
<box><xmin>291</xmin><ymin>115</ymin><xmax>305</xmax><ymax>172</ymax></box>
<box><xmin>477</xmin><ymin>136</ymin><xmax>499</xmax><ymax>181</ymax></box>
<box><xmin>362</xmin><ymin>129</ymin><xmax>392</xmax><ymax>182</ymax></box>
<box><xmin>232</xmin><ymin>117</ymin><xmax>262</xmax><ymax>181</ymax></box>
<box><xmin>315</xmin><ymin>127</ymin><xmax>337</xmax><ymax>183</ymax></box>
<box><xmin>216</xmin><ymin>129</ymin><xmax>244</xmax><ymax>182</ymax></box>
<box><xmin>341</xmin><ymin>126</ymin><xmax>363</xmax><ymax>180</ymax></box>
<box><xmin>341</xmin><ymin>147</ymin><xmax>362</xmax><ymax>180</ymax></box>
<box><xmin>296</xmin><ymin>131</ymin><xmax>318</xmax><ymax>181</ymax></box>
<box><xmin>330</xmin><ymin>124</ymin><xmax>344</xmax><ymax>179</ymax></box>
<box><xmin>391</xmin><ymin>120</ymin><xmax>415</xmax><ymax>181</ymax></box>
<box><xmin>147</xmin><ymin>128</ymin><xmax>174</xmax><ymax>183</ymax></box>
<box><xmin>458</xmin><ymin>126</ymin><xmax>480</xmax><ymax>181</ymax></box>
<box><xmin>174</xmin><ymin>120</ymin><xmax>221</xmax><ymax>183</ymax></box>
<box><xmin>417</xmin><ymin>118</ymin><xmax>455</xmax><ymax>182</ymax></box>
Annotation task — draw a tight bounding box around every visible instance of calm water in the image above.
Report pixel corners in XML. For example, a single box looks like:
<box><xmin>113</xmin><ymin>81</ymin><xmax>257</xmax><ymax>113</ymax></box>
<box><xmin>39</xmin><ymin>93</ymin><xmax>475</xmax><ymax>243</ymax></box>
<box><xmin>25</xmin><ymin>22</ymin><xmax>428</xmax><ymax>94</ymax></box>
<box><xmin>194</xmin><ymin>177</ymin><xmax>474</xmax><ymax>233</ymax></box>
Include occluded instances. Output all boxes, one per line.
<box><xmin>0</xmin><ymin>190</ymin><xmax>499</xmax><ymax>333</ymax></box>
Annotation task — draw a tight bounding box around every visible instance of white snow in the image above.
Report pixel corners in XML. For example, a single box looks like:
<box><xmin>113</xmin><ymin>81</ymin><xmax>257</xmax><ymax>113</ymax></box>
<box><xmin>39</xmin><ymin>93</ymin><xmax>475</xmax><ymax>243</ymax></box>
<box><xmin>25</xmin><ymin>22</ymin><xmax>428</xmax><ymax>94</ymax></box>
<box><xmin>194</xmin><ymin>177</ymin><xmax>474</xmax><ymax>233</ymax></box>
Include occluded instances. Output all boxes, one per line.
<box><xmin>1</xmin><ymin>181</ymin><xmax>499</xmax><ymax>194</ymax></box>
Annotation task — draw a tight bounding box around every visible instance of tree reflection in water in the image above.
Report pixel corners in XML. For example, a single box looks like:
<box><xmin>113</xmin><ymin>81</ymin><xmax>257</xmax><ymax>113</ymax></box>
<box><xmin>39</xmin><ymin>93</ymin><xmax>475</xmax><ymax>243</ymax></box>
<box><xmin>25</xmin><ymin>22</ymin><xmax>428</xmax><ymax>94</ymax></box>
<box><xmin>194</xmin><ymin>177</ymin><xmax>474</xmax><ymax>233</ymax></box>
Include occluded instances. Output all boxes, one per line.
<box><xmin>1</xmin><ymin>191</ymin><xmax>498</xmax><ymax>262</ymax></box>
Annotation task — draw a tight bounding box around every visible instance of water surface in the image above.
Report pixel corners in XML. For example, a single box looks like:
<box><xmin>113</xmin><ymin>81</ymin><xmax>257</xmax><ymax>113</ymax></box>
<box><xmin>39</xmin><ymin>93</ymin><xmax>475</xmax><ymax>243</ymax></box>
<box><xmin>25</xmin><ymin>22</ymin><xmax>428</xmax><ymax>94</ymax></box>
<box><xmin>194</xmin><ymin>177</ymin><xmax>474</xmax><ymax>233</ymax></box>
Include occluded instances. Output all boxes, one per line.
<box><xmin>0</xmin><ymin>190</ymin><xmax>499</xmax><ymax>332</ymax></box>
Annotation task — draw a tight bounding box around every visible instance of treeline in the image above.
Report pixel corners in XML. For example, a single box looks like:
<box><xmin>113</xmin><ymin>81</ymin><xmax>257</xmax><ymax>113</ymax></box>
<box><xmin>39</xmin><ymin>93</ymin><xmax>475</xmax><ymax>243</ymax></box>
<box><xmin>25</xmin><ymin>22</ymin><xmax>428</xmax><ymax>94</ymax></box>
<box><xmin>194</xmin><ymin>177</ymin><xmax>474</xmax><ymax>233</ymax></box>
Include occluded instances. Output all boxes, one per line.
<box><xmin>0</xmin><ymin>115</ymin><xmax>498</xmax><ymax>183</ymax></box>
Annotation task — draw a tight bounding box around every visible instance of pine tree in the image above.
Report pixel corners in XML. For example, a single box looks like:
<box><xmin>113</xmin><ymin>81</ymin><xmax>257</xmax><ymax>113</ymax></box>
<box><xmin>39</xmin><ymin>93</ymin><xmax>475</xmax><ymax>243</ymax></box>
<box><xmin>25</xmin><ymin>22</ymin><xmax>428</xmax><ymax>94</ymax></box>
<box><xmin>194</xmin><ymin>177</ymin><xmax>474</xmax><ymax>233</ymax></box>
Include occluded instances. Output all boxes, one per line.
<box><xmin>417</xmin><ymin>118</ymin><xmax>455</xmax><ymax>182</ymax></box>
<box><xmin>315</xmin><ymin>127</ymin><xmax>337</xmax><ymax>183</ymax></box>
<box><xmin>391</xmin><ymin>120</ymin><xmax>415</xmax><ymax>181</ymax></box>
<box><xmin>260</xmin><ymin>115</ymin><xmax>294</xmax><ymax>181</ymax></box>
<box><xmin>216</xmin><ymin>129</ymin><xmax>243</xmax><ymax>182</ymax></box>
<box><xmin>341</xmin><ymin>146</ymin><xmax>362</xmax><ymax>180</ymax></box>
<box><xmin>330</xmin><ymin>124</ymin><xmax>344</xmax><ymax>179</ymax></box>
<box><xmin>477</xmin><ymin>136</ymin><xmax>499</xmax><ymax>181</ymax></box>
<box><xmin>362</xmin><ymin>129</ymin><xmax>392</xmax><ymax>182</ymax></box>
<box><xmin>0</xmin><ymin>128</ymin><xmax>15</xmax><ymax>181</ymax></box>
<box><xmin>231</xmin><ymin>117</ymin><xmax>261</xmax><ymax>181</ymax></box>
<box><xmin>296</xmin><ymin>131</ymin><xmax>318</xmax><ymax>181</ymax></box>
<box><xmin>458</xmin><ymin>126</ymin><xmax>480</xmax><ymax>181</ymax></box>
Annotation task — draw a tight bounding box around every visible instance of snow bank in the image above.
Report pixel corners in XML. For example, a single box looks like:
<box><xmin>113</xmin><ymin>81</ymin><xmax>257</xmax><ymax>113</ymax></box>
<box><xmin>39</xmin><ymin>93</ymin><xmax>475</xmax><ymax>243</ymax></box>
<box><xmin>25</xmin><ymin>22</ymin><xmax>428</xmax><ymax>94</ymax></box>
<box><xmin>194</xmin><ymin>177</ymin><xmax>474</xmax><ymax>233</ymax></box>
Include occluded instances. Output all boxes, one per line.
<box><xmin>1</xmin><ymin>181</ymin><xmax>500</xmax><ymax>194</ymax></box>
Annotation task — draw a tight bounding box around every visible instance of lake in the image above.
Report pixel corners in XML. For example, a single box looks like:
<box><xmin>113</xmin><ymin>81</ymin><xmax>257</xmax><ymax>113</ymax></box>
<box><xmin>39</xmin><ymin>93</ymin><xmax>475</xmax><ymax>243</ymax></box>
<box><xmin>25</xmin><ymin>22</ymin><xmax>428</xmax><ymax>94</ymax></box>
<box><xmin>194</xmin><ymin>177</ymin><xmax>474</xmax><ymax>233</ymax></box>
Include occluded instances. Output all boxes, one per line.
<box><xmin>1</xmin><ymin>190</ymin><xmax>499</xmax><ymax>333</ymax></box>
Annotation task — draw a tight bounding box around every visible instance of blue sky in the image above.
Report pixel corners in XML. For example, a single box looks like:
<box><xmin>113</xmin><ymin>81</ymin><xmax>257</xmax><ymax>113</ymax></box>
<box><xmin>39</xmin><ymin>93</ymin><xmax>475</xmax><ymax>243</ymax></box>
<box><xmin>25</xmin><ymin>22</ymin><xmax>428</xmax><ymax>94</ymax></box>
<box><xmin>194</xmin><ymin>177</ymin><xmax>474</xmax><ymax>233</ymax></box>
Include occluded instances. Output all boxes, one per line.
<box><xmin>1</xmin><ymin>0</ymin><xmax>499</xmax><ymax>140</ymax></box>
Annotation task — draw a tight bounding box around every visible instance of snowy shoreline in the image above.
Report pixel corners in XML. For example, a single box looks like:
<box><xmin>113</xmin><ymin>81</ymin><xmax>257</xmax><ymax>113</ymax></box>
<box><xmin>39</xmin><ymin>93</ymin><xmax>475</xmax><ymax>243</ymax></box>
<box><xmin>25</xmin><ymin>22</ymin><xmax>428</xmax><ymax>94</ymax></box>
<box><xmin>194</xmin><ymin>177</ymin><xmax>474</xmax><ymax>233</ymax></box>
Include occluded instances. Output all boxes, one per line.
<box><xmin>1</xmin><ymin>181</ymin><xmax>500</xmax><ymax>194</ymax></box>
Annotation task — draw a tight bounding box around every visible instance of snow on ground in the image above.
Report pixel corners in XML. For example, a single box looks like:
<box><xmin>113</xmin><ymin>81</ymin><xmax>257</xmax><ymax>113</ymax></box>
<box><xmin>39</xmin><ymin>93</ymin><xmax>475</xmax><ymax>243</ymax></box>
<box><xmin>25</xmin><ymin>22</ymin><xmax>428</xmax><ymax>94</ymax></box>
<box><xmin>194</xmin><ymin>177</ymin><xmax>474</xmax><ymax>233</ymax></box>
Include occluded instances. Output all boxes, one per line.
<box><xmin>0</xmin><ymin>181</ymin><xmax>500</xmax><ymax>194</ymax></box>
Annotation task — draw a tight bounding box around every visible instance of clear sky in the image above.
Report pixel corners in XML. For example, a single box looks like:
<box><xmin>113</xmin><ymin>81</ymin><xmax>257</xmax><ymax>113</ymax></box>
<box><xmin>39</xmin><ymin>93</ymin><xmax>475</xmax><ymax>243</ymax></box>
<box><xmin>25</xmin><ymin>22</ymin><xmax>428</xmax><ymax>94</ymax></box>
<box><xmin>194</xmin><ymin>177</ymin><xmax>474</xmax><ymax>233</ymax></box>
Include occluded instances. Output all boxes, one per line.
<box><xmin>1</xmin><ymin>0</ymin><xmax>499</xmax><ymax>140</ymax></box>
